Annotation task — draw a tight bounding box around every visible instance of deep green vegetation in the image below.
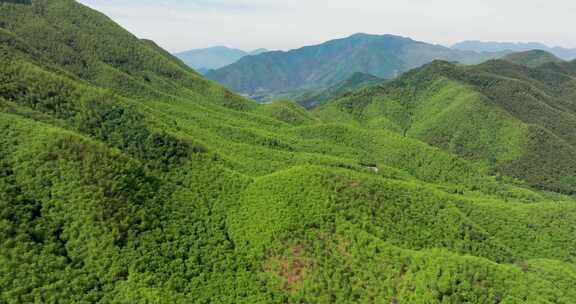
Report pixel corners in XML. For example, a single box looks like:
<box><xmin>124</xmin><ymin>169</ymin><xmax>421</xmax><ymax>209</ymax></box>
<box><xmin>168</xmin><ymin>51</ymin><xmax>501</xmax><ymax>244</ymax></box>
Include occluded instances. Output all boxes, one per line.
<box><xmin>316</xmin><ymin>58</ymin><xmax>576</xmax><ymax>194</ymax></box>
<box><xmin>207</xmin><ymin>33</ymin><xmax>505</xmax><ymax>102</ymax></box>
<box><xmin>1</xmin><ymin>1</ymin><xmax>575</xmax><ymax>303</ymax></box>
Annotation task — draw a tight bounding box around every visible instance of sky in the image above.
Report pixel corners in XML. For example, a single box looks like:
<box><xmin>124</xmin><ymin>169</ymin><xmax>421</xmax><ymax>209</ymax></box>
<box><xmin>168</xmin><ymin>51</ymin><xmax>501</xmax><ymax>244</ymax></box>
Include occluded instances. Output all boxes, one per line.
<box><xmin>77</xmin><ymin>0</ymin><xmax>576</xmax><ymax>53</ymax></box>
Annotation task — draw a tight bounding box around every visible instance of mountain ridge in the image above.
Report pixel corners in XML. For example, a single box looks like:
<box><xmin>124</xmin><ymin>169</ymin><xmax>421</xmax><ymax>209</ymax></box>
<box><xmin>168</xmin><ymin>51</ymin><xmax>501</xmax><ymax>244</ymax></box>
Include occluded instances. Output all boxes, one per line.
<box><xmin>453</xmin><ymin>40</ymin><xmax>576</xmax><ymax>60</ymax></box>
<box><xmin>316</xmin><ymin>58</ymin><xmax>576</xmax><ymax>193</ymax></box>
<box><xmin>502</xmin><ymin>49</ymin><xmax>563</xmax><ymax>67</ymax></box>
<box><xmin>207</xmin><ymin>33</ymin><xmax>505</xmax><ymax>101</ymax></box>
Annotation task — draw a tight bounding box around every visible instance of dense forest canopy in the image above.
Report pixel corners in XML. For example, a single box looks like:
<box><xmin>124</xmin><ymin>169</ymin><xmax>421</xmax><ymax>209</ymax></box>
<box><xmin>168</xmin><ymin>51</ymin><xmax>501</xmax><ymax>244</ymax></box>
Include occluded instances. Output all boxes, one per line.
<box><xmin>0</xmin><ymin>1</ymin><xmax>575</xmax><ymax>303</ymax></box>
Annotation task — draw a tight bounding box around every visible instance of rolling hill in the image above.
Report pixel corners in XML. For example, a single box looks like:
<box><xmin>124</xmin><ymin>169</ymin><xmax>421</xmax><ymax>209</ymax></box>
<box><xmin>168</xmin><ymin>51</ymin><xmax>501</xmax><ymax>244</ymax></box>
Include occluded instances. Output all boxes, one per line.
<box><xmin>1</xmin><ymin>1</ymin><xmax>576</xmax><ymax>303</ymax></box>
<box><xmin>174</xmin><ymin>46</ymin><xmax>268</xmax><ymax>73</ymax></box>
<box><xmin>316</xmin><ymin>58</ymin><xmax>576</xmax><ymax>193</ymax></box>
<box><xmin>502</xmin><ymin>49</ymin><xmax>563</xmax><ymax>67</ymax></box>
<box><xmin>206</xmin><ymin>33</ymin><xmax>504</xmax><ymax>101</ymax></box>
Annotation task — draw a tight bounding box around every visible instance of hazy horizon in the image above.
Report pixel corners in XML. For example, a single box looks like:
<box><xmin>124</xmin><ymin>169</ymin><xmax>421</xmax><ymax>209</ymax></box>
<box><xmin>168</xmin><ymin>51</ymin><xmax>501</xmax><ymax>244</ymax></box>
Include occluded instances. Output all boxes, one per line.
<box><xmin>77</xmin><ymin>0</ymin><xmax>576</xmax><ymax>53</ymax></box>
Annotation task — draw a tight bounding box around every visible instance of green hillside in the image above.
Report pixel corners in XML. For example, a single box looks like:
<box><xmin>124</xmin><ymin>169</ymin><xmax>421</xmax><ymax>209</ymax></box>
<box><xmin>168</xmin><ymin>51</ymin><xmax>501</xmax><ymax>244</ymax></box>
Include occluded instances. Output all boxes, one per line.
<box><xmin>317</xmin><ymin>59</ymin><xmax>576</xmax><ymax>193</ymax></box>
<box><xmin>502</xmin><ymin>50</ymin><xmax>563</xmax><ymax>67</ymax></box>
<box><xmin>1</xmin><ymin>1</ymin><xmax>576</xmax><ymax>303</ymax></box>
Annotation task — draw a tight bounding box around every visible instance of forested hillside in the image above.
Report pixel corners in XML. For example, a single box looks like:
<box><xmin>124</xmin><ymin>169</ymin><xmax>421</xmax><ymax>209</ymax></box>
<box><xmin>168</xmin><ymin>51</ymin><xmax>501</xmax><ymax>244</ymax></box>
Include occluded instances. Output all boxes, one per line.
<box><xmin>1</xmin><ymin>1</ymin><xmax>576</xmax><ymax>303</ymax></box>
<box><xmin>502</xmin><ymin>50</ymin><xmax>563</xmax><ymax>67</ymax></box>
<box><xmin>317</xmin><ymin>57</ymin><xmax>576</xmax><ymax>194</ymax></box>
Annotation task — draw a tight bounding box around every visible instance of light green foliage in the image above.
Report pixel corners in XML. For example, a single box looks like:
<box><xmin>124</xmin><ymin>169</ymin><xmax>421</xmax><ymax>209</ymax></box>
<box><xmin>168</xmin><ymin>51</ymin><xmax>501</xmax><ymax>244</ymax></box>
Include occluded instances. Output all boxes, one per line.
<box><xmin>256</xmin><ymin>99</ymin><xmax>318</xmax><ymax>126</ymax></box>
<box><xmin>317</xmin><ymin>59</ymin><xmax>576</xmax><ymax>193</ymax></box>
<box><xmin>0</xmin><ymin>1</ymin><xmax>575</xmax><ymax>303</ymax></box>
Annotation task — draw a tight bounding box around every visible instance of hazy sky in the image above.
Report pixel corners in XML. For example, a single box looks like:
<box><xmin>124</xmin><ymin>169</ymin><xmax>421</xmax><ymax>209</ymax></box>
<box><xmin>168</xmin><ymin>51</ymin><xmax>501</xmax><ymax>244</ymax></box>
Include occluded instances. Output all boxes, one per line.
<box><xmin>78</xmin><ymin>0</ymin><xmax>575</xmax><ymax>53</ymax></box>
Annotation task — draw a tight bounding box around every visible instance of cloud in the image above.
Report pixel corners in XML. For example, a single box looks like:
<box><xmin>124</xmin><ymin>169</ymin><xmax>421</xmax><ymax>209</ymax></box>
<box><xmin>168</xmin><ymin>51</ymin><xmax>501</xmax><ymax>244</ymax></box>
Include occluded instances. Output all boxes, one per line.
<box><xmin>77</xmin><ymin>0</ymin><xmax>576</xmax><ymax>53</ymax></box>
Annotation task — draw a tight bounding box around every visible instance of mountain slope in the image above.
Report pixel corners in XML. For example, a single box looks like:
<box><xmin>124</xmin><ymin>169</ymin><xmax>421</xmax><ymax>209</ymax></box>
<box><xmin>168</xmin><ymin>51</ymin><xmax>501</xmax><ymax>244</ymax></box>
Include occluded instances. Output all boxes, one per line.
<box><xmin>297</xmin><ymin>72</ymin><xmax>383</xmax><ymax>108</ymax></box>
<box><xmin>1</xmin><ymin>1</ymin><xmax>576</xmax><ymax>303</ymax></box>
<box><xmin>206</xmin><ymin>33</ymin><xmax>504</xmax><ymax>101</ymax></box>
<box><xmin>174</xmin><ymin>46</ymin><xmax>268</xmax><ymax>72</ymax></box>
<box><xmin>453</xmin><ymin>40</ymin><xmax>576</xmax><ymax>60</ymax></box>
<box><xmin>317</xmin><ymin>59</ymin><xmax>576</xmax><ymax>193</ymax></box>
<box><xmin>0</xmin><ymin>0</ymin><xmax>252</xmax><ymax>111</ymax></box>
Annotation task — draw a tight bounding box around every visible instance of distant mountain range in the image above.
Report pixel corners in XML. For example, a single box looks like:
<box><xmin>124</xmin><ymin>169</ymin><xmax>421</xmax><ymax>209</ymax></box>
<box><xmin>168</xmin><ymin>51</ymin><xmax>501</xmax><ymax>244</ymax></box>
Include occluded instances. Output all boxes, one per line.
<box><xmin>206</xmin><ymin>33</ymin><xmax>505</xmax><ymax>101</ymax></box>
<box><xmin>174</xmin><ymin>46</ymin><xmax>268</xmax><ymax>73</ymax></box>
<box><xmin>452</xmin><ymin>41</ymin><xmax>576</xmax><ymax>61</ymax></box>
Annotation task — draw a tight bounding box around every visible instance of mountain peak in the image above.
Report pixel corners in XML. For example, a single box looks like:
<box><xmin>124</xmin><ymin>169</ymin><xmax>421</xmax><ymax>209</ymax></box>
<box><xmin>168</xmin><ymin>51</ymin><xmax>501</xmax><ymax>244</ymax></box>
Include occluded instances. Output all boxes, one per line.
<box><xmin>346</xmin><ymin>32</ymin><xmax>412</xmax><ymax>41</ymax></box>
<box><xmin>207</xmin><ymin>34</ymin><xmax>499</xmax><ymax>100</ymax></box>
